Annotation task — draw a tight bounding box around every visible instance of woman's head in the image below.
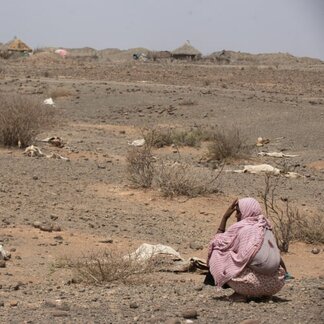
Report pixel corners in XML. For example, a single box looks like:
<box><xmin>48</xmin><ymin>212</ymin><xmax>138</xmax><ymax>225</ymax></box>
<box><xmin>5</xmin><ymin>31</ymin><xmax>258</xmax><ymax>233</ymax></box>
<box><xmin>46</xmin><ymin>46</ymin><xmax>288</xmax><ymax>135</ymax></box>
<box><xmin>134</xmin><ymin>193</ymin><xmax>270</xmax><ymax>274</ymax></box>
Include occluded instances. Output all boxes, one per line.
<box><xmin>237</xmin><ymin>198</ymin><xmax>262</xmax><ymax>221</ymax></box>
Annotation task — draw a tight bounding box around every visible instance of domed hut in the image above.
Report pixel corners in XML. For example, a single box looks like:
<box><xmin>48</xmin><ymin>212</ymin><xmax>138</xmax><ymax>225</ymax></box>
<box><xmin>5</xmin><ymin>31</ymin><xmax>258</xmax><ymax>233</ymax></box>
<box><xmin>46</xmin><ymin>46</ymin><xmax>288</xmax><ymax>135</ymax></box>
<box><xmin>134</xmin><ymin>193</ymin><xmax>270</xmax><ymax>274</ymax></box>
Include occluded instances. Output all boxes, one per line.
<box><xmin>171</xmin><ymin>42</ymin><xmax>201</xmax><ymax>60</ymax></box>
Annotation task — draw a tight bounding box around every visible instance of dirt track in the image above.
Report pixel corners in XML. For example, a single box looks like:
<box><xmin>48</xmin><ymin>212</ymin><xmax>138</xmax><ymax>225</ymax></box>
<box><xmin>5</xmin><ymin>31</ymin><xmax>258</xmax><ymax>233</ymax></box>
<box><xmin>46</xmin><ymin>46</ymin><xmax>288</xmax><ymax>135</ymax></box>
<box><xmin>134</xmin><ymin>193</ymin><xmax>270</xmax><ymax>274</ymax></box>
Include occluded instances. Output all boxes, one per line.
<box><xmin>0</xmin><ymin>54</ymin><xmax>323</xmax><ymax>323</ymax></box>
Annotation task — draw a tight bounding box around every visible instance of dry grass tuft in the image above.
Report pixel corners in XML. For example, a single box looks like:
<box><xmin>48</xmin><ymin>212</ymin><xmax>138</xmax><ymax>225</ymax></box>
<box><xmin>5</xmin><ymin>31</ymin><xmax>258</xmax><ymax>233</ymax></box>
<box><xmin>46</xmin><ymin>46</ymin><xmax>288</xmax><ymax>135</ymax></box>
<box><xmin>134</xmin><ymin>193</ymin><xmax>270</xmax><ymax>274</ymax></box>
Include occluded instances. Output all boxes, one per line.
<box><xmin>143</xmin><ymin>126</ymin><xmax>214</xmax><ymax>148</ymax></box>
<box><xmin>126</xmin><ymin>146</ymin><xmax>155</xmax><ymax>188</ymax></box>
<box><xmin>69</xmin><ymin>250</ymin><xmax>153</xmax><ymax>284</ymax></box>
<box><xmin>207</xmin><ymin>128</ymin><xmax>249</xmax><ymax>162</ymax></box>
<box><xmin>154</xmin><ymin>160</ymin><xmax>222</xmax><ymax>198</ymax></box>
<box><xmin>0</xmin><ymin>93</ymin><xmax>54</xmax><ymax>147</ymax></box>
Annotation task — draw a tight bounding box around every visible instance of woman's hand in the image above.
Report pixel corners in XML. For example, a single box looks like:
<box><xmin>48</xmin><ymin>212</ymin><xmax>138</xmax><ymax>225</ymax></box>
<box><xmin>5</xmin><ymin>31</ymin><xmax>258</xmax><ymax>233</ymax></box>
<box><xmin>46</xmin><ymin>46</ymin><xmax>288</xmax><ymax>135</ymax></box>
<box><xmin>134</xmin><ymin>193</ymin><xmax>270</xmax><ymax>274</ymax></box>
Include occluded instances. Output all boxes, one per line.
<box><xmin>223</xmin><ymin>199</ymin><xmax>238</xmax><ymax>219</ymax></box>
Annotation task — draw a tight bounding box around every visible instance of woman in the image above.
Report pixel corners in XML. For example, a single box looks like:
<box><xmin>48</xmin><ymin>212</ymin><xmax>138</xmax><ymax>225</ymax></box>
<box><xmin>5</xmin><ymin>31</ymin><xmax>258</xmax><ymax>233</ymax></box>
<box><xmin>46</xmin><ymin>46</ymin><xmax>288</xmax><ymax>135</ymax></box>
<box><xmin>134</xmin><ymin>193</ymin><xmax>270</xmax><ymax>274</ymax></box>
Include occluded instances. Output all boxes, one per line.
<box><xmin>207</xmin><ymin>197</ymin><xmax>286</xmax><ymax>300</ymax></box>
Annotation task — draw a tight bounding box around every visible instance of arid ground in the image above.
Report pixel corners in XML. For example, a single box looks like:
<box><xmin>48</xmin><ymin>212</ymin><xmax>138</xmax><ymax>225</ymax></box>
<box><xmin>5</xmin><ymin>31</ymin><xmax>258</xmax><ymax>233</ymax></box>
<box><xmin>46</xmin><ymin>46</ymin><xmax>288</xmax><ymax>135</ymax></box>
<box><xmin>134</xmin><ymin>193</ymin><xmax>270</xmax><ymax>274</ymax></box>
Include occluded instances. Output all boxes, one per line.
<box><xmin>0</xmin><ymin>50</ymin><xmax>323</xmax><ymax>323</ymax></box>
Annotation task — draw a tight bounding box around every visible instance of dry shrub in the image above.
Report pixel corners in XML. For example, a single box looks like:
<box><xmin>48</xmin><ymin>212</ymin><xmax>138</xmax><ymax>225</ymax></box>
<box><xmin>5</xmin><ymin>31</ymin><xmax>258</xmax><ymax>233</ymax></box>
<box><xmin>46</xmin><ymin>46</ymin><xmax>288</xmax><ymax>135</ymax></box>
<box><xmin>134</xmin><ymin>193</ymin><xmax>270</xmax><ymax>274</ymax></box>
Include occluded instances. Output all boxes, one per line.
<box><xmin>143</xmin><ymin>128</ymin><xmax>173</xmax><ymax>148</ymax></box>
<box><xmin>50</xmin><ymin>88</ymin><xmax>73</xmax><ymax>99</ymax></box>
<box><xmin>69</xmin><ymin>250</ymin><xmax>153</xmax><ymax>284</ymax></box>
<box><xmin>154</xmin><ymin>160</ymin><xmax>222</xmax><ymax>198</ymax></box>
<box><xmin>207</xmin><ymin>128</ymin><xmax>249</xmax><ymax>162</ymax></box>
<box><xmin>293</xmin><ymin>214</ymin><xmax>324</xmax><ymax>244</ymax></box>
<box><xmin>143</xmin><ymin>126</ymin><xmax>214</xmax><ymax>148</ymax></box>
<box><xmin>261</xmin><ymin>174</ymin><xmax>324</xmax><ymax>252</ymax></box>
<box><xmin>126</xmin><ymin>146</ymin><xmax>155</xmax><ymax>188</ymax></box>
<box><xmin>0</xmin><ymin>93</ymin><xmax>54</xmax><ymax>147</ymax></box>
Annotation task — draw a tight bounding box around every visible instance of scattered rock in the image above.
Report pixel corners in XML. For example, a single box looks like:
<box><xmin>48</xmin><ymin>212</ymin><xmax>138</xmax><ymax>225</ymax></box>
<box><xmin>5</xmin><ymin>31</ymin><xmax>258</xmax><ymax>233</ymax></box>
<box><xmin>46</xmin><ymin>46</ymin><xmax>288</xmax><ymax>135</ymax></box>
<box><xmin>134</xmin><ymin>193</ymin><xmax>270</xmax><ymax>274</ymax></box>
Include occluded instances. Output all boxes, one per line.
<box><xmin>9</xmin><ymin>300</ymin><xmax>18</xmax><ymax>307</ymax></box>
<box><xmin>165</xmin><ymin>319</ymin><xmax>181</xmax><ymax>324</ymax></box>
<box><xmin>39</xmin><ymin>224</ymin><xmax>53</xmax><ymax>232</ymax></box>
<box><xmin>33</xmin><ymin>221</ymin><xmax>42</xmax><ymax>228</ymax></box>
<box><xmin>0</xmin><ymin>260</ymin><xmax>6</xmax><ymax>268</ymax></box>
<box><xmin>99</xmin><ymin>238</ymin><xmax>113</xmax><ymax>244</ymax></box>
<box><xmin>52</xmin><ymin>224</ymin><xmax>62</xmax><ymax>232</ymax></box>
<box><xmin>130</xmin><ymin>302</ymin><xmax>139</xmax><ymax>309</ymax></box>
<box><xmin>189</xmin><ymin>242</ymin><xmax>203</xmax><ymax>250</ymax></box>
<box><xmin>240</xmin><ymin>320</ymin><xmax>261</xmax><ymax>324</ymax></box>
<box><xmin>181</xmin><ymin>309</ymin><xmax>198</xmax><ymax>319</ymax></box>
<box><xmin>311</xmin><ymin>248</ymin><xmax>320</xmax><ymax>255</ymax></box>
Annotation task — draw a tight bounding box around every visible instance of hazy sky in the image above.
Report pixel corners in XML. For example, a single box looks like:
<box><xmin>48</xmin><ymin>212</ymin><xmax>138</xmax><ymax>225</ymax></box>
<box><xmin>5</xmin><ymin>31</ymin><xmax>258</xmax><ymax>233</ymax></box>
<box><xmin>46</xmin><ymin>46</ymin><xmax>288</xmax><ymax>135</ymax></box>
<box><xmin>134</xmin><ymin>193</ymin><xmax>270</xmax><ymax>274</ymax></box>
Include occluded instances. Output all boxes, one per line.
<box><xmin>1</xmin><ymin>0</ymin><xmax>323</xmax><ymax>59</ymax></box>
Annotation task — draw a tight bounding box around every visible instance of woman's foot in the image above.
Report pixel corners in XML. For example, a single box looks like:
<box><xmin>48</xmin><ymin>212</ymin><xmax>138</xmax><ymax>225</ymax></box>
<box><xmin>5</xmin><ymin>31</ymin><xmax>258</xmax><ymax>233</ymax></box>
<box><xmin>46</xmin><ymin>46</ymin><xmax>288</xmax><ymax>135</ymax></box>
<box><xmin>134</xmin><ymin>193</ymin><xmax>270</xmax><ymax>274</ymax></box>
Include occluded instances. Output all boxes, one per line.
<box><xmin>228</xmin><ymin>292</ymin><xmax>247</xmax><ymax>303</ymax></box>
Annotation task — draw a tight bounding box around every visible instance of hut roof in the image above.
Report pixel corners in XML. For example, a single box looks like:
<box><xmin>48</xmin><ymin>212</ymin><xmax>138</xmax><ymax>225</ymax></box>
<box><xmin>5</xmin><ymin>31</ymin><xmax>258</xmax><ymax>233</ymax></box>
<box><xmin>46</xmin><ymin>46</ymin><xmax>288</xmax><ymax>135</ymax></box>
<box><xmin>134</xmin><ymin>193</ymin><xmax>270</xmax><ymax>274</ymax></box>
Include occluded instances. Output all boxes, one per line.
<box><xmin>172</xmin><ymin>42</ymin><xmax>201</xmax><ymax>56</ymax></box>
<box><xmin>6</xmin><ymin>38</ymin><xmax>32</xmax><ymax>52</ymax></box>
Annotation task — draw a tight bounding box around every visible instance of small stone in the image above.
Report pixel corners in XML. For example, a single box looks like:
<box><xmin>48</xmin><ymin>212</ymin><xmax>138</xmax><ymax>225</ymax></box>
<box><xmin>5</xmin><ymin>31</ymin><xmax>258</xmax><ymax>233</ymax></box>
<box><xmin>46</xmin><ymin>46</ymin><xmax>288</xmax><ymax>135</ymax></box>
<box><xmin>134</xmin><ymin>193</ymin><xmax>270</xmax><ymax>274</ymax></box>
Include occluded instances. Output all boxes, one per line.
<box><xmin>9</xmin><ymin>300</ymin><xmax>18</xmax><ymax>307</ymax></box>
<box><xmin>99</xmin><ymin>238</ymin><xmax>113</xmax><ymax>244</ymax></box>
<box><xmin>181</xmin><ymin>309</ymin><xmax>198</xmax><ymax>319</ymax></box>
<box><xmin>51</xmin><ymin>311</ymin><xmax>70</xmax><ymax>317</ymax></box>
<box><xmin>39</xmin><ymin>224</ymin><xmax>53</xmax><ymax>232</ymax></box>
<box><xmin>165</xmin><ymin>319</ymin><xmax>181</xmax><ymax>324</ymax></box>
<box><xmin>0</xmin><ymin>301</ymin><xmax>4</xmax><ymax>307</ymax></box>
<box><xmin>130</xmin><ymin>302</ymin><xmax>139</xmax><ymax>309</ymax></box>
<box><xmin>311</xmin><ymin>248</ymin><xmax>320</xmax><ymax>254</ymax></box>
<box><xmin>240</xmin><ymin>320</ymin><xmax>261</xmax><ymax>324</ymax></box>
<box><xmin>0</xmin><ymin>260</ymin><xmax>6</xmax><ymax>268</ymax></box>
<box><xmin>52</xmin><ymin>224</ymin><xmax>62</xmax><ymax>232</ymax></box>
<box><xmin>33</xmin><ymin>221</ymin><xmax>41</xmax><ymax>228</ymax></box>
<box><xmin>32</xmin><ymin>176</ymin><xmax>38</xmax><ymax>180</ymax></box>
<box><xmin>189</xmin><ymin>242</ymin><xmax>203</xmax><ymax>250</ymax></box>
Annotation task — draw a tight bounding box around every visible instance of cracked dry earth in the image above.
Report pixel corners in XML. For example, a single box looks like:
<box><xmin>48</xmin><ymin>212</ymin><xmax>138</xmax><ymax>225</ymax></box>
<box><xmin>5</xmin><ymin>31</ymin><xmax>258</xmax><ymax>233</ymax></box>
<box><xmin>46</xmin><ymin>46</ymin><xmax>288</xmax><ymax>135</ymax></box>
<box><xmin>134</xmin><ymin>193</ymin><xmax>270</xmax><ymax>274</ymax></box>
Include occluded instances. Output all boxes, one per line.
<box><xmin>0</xmin><ymin>56</ymin><xmax>323</xmax><ymax>323</ymax></box>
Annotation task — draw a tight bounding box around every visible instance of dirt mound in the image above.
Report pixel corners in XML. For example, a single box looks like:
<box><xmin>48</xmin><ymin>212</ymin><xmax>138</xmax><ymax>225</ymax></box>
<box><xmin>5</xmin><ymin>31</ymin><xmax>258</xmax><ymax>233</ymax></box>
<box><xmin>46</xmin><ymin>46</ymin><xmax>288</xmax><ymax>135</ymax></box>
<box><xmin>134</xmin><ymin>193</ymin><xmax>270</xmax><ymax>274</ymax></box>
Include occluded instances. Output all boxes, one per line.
<box><xmin>207</xmin><ymin>50</ymin><xmax>323</xmax><ymax>65</ymax></box>
<box><xmin>28</xmin><ymin>51</ymin><xmax>63</xmax><ymax>63</ymax></box>
<box><xmin>66</xmin><ymin>47</ymin><xmax>98</xmax><ymax>57</ymax></box>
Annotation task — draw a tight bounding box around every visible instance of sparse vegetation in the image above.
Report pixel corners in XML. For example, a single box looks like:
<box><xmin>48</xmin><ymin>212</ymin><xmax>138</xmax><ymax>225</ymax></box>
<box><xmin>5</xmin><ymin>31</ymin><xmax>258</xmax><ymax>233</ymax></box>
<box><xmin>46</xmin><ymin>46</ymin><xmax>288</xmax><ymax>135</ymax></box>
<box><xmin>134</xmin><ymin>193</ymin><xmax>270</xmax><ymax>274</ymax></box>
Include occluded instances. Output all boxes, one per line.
<box><xmin>143</xmin><ymin>126</ymin><xmax>215</xmax><ymax>148</ymax></box>
<box><xmin>69</xmin><ymin>249</ymin><xmax>153</xmax><ymax>284</ymax></box>
<box><xmin>207</xmin><ymin>128</ymin><xmax>249</xmax><ymax>162</ymax></box>
<box><xmin>0</xmin><ymin>93</ymin><xmax>53</xmax><ymax>147</ymax></box>
<box><xmin>261</xmin><ymin>174</ymin><xmax>324</xmax><ymax>252</ymax></box>
<box><xmin>154</xmin><ymin>160</ymin><xmax>222</xmax><ymax>198</ymax></box>
<box><xmin>126</xmin><ymin>146</ymin><xmax>155</xmax><ymax>188</ymax></box>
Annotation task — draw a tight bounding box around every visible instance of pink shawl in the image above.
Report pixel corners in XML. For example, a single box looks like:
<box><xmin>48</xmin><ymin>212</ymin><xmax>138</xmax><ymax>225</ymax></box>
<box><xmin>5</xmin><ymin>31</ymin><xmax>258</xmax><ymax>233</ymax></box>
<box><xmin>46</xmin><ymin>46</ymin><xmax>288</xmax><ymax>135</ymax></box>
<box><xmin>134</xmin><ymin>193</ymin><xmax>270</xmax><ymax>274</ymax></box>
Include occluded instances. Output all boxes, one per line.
<box><xmin>207</xmin><ymin>198</ymin><xmax>271</xmax><ymax>288</ymax></box>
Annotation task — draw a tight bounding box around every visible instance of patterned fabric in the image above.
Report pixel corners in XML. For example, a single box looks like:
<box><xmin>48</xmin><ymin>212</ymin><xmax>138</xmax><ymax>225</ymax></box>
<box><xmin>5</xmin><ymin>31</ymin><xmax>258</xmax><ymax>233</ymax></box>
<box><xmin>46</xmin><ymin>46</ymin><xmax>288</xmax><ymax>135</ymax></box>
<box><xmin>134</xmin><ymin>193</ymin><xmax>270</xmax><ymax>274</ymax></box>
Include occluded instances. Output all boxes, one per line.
<box><xmin>228</xmin><ymin>267</ymin><xmax>285</xmax><ymax>297</ymax></box>
<box><xmin>208</xmin><ymin>198</ymin><xmax>272</xmax><ymax>288</ymax></box>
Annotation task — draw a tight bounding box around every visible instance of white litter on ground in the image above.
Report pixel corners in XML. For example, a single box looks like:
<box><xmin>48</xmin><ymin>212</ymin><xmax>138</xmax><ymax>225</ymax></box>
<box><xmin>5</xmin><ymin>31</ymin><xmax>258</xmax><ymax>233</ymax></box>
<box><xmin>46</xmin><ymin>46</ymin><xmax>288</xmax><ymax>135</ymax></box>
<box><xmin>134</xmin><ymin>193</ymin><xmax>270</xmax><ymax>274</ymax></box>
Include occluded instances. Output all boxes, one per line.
<box><xmin>43</xmin><ymin>98</ymin><xmax>55</xmax><ymax>106</ymax></box>
<box><xmin>128</xmin><ymin>138</ymin><xmax>145</xmax><ymax>147</ymax></box>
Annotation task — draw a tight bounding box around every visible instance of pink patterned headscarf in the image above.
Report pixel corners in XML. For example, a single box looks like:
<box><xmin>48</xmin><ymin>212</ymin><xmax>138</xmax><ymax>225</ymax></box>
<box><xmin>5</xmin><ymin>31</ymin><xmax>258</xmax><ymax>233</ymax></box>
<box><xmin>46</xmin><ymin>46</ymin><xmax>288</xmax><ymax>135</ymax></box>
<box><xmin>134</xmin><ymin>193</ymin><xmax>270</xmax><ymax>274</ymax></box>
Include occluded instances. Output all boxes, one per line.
<box><xmin>207</xmin><ymin>198</ymin><xmax>271</xmax><ymax>288</ymax></box>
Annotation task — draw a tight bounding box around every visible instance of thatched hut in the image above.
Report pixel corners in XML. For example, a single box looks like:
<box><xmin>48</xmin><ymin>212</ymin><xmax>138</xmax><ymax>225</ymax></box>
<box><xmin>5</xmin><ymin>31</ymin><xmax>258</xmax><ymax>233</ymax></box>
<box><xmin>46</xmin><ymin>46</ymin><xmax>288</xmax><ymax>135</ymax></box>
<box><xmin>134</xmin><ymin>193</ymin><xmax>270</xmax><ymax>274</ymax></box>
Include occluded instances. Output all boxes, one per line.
<box><xmin>6</xmin><ymin>38</ymin><xmax>32</xmax><ymax>53</ymax></box>
<box><xmin>171</xmin><ymin>42</ymin><xmax>201</xmax><ymax>60</ymax></box>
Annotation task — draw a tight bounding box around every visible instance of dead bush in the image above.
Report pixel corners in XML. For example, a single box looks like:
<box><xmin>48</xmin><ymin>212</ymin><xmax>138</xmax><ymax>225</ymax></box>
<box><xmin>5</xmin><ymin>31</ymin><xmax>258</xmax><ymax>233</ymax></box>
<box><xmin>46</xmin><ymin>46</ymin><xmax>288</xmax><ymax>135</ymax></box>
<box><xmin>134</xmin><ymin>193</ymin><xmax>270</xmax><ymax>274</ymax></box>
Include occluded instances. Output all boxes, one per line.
<box><xmin>154</xmin><ymin>160</ymin><xmax>222</xmax><ymax>198</ymax></box>
<box><xmin>126</xmin><ymin>146</ymin><xmax>155</xmax><ymax>188</ymax></box>
<box><xmin>207</xmin><ymin>128</ymin><xmax>249</xmax><ymax>162</ymax></box>
<box><xmin>143</xmin><ymin>128</ymin><xmax>173</xmax><ymax>148</ymax></box>
<box><xmin>69</xmin><ymin>249</ymin><xmax>153</xmax><ymax>284</ymax></box>
<box><xmin>143</xmin><ymin>126</ymin><xmax>214</xmax><ymax>148</ymax></box>
<box><xmin>293</xmin><ymin>214</ymin><xmax>324</xmax><ymax>244</ymax></box>
<box><xmin>50</xmin><ymin>88</ymin><xmax>73</xmax><ymax>99</ymax></box>
<box><xmin>0</xmin><ymin>93</ymin><xmax>54</xmax><ymax>147</ymax></box>
<box><xmin>259</xmin><ymin>174</ymin><xmax>324</xmax><ymax>251</ymax></box>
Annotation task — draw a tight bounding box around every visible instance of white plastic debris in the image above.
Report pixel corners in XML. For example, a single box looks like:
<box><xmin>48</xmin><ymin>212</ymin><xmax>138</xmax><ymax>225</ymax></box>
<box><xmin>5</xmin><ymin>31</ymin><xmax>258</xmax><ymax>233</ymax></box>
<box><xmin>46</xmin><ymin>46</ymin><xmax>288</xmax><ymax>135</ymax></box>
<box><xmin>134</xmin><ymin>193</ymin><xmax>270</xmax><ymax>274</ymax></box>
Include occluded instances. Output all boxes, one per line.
<box><xmin>258</xmin><ymin>152</ymin><xmax>299</xmax><ymax>158</ymax></box>
<box><xmin>284</xmin><ymin>172</ymin><xmax>303</xmax><ymax>179</ymax></box>
<box><xmin>43</xmin><ymin>98</ymin><xmax>55</xmax><ymax>106</ymax></box>
<box><xmin>127</xmin><ymin>243</ymin><xmax>183</xmax><ymax>261</ymax></box>
<box><xmin>128</xmin><ymin>138</ymin><xmax>145</xmax><ymax>147</ymax></box>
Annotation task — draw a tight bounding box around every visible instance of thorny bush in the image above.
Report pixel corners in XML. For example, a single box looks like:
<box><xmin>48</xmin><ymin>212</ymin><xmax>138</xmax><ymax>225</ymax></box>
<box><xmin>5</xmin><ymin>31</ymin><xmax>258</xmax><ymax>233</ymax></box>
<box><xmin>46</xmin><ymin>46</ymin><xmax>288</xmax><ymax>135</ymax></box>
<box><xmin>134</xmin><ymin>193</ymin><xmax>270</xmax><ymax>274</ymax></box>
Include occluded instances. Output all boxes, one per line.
<box><xmin>0</xmin><ymin>93</ymin><xmax>54</xmax><ymax>147</ymax></box>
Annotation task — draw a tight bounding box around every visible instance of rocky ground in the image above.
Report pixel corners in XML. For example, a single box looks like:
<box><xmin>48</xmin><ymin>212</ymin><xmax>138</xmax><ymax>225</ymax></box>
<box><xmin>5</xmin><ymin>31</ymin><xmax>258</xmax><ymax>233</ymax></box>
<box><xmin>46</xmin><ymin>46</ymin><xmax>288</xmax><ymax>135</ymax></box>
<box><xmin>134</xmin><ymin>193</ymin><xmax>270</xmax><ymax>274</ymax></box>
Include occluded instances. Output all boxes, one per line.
<box><xmin>0</xmin><ymin>52</ymin><xmax>323</xmax><ymax>323</ymax></box>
